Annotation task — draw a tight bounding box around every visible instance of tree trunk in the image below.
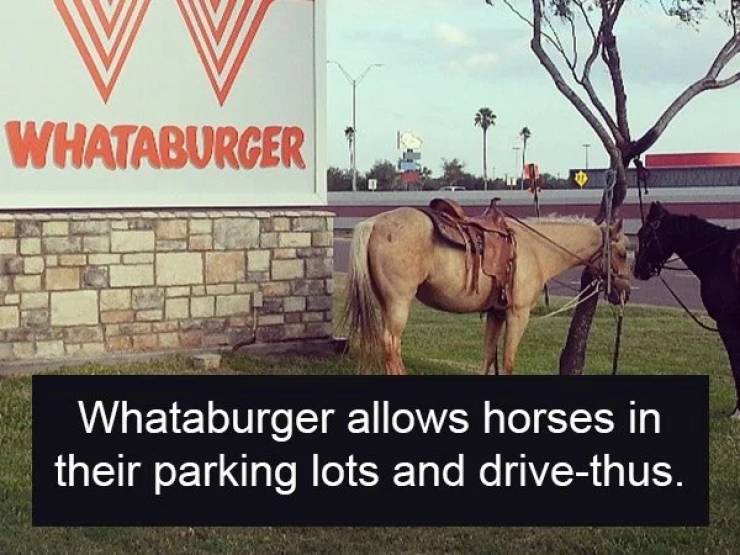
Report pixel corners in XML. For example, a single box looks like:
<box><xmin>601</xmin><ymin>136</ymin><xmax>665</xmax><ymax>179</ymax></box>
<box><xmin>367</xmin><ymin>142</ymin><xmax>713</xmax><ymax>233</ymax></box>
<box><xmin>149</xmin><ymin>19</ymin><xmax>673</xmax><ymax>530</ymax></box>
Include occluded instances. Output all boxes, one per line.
<box><xmin>483</xmin><ymin>129</ymin><xmax>488</xmax><ymax>189</ymax></box>
<box><xmin>559</xmin><ymin>159</ymin><xmax>628</xmax><ymax>375</ymax></box>
<box><xmin>522</xmin><ymin>140</ymin><xmax>527</xmax><ymax>185</ymax></box>
<box><xmin>559</xmin><ymin>267</ymin><xmax>600</xmax><ymax>375</ymax></box>
<box><xmin>523</xmin><ymin>140</ymin><xmax>527</xmax><ymax>167</ymax></box>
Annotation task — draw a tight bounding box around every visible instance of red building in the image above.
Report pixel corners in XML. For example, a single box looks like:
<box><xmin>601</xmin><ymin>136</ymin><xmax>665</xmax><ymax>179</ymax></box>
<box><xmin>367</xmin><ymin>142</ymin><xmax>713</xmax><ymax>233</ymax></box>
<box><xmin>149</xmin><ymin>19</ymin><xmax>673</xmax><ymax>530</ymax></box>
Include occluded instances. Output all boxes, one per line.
<box><xmin>645</xmin><ymin>152</ymin><xmax>740</xmax><ymax>169</ymax></box>
<box><xmin>570</xmin><ymin>152</ymin><xmax>740</xmax><ymax>189</ymax></box>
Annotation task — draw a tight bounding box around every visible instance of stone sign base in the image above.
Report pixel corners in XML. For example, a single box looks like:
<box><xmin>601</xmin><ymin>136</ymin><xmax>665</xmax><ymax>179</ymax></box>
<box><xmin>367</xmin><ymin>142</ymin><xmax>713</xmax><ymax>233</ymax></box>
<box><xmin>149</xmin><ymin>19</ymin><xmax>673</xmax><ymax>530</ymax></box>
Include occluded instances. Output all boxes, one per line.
<box><xmin>0</xmin><ymin>210</ymin><xmax>334</xmax><ymax>363</ymax></box>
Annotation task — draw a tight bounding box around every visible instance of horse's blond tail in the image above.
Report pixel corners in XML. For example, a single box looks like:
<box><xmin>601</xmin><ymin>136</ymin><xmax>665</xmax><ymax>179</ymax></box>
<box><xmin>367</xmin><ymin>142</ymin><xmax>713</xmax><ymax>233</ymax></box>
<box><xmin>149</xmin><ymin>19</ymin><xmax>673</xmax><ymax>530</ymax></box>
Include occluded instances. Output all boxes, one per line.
<box><xmin>342</xmin><ymin>218</ymin><xmax>383</xmax><ymax>370</ymax></box>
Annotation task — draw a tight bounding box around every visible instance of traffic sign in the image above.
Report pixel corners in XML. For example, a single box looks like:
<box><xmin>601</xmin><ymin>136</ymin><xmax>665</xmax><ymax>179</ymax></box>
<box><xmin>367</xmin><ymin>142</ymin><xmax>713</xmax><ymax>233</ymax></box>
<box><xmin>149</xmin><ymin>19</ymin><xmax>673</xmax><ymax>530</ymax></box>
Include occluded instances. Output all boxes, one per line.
<box><xmin>574</xmin><ymin>170</ymin><xmax>590</xmax><ymax>188</ymax></box>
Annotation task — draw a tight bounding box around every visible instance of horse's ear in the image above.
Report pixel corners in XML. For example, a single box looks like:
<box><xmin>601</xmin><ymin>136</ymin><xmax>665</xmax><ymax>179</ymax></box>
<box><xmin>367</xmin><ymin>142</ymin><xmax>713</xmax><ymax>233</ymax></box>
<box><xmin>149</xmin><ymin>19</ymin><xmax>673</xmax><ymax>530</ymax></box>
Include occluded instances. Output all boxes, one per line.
<box><xmin>608</xmin><ymin>218</ymin><xmax>623</xmax><ymax>239</ymax></box>
<box><xmin>648</xmin><ymin>202</ymin><xmax>665</xmax><ymax>219</ymax></box>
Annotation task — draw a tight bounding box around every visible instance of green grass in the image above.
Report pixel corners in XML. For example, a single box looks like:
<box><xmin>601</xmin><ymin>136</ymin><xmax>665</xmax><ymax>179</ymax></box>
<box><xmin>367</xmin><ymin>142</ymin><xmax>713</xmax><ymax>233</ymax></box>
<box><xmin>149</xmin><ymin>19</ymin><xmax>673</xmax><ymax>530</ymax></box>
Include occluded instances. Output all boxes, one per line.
<box><xmin>1</xmin><ymin>283</ymin><xmax>739</xmax><ymax>554</ymax></box>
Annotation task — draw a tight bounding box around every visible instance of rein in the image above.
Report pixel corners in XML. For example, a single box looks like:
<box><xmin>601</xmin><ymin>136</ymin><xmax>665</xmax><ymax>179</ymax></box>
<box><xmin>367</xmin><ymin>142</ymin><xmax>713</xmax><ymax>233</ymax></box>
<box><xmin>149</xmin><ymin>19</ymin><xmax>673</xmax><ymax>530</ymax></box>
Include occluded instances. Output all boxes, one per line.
<box><xmin>500</xmin><ymin>210</ymin><xmax>605</xmax><ymax>277</ymax></box>
<box><xmin>659</xmin><ymin>275</ymin><xmax>719</xmax><ymax>332</ymax></box>
<box><xmin>657</xmin><ymin>239</ymin><xmax>724</xmax><ymax>271</ymax></box>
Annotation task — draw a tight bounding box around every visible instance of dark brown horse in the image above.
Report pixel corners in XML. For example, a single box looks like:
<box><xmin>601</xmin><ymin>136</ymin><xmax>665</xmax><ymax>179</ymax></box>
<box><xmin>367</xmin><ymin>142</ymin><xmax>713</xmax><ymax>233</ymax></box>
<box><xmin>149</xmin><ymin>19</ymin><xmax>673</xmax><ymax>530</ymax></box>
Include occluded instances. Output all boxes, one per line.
<box><xmin>634</xmin><ymin>202</ymin><xmax>740</xmax><ymax>420</ymax></box>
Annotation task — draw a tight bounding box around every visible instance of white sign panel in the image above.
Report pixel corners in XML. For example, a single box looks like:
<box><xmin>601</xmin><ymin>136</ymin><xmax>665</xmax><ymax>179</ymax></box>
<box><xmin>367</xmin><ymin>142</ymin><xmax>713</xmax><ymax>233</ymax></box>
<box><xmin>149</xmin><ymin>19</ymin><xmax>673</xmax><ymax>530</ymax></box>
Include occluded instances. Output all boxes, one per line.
<box><xmin>0</xmin><ymin>0</ymin><xmax>326</xmax><ymax>209</ymax></box>
<box><xmin>398</xmin><ymin>132</ymin><xmax>422</xmax><ymax>152</ymax></box>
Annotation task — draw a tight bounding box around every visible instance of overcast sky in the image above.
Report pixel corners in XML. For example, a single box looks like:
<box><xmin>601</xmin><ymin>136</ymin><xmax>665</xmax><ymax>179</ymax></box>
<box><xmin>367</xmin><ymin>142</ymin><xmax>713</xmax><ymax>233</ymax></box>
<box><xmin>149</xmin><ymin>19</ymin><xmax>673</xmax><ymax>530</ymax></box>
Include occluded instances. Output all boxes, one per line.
<box><xmin>325</xmin><ymin>0</ymin><xmax>740</xmax><ymax>178</ymax></box>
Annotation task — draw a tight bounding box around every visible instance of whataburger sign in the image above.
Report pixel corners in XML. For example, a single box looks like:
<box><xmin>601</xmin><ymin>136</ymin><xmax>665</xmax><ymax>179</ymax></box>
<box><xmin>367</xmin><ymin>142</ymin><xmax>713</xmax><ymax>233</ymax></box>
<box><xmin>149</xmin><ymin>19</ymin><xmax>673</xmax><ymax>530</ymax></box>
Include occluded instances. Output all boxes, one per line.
<box><xmin>0</xmin><ymin>0</ymin><xmax>326</xmax><ymax>208</ymax></box>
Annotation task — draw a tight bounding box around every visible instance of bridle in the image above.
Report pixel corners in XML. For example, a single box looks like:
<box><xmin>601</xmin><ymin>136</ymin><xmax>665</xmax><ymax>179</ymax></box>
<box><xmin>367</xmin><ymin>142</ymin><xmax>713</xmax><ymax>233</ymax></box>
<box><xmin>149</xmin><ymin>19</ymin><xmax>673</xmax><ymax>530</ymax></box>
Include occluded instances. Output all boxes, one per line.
<box><xmin>599</xmin><ymin>225</ymin><xmax>633</xmax><ymax>300</ymax></box>
<box><xmin>637</xmin><ymin>214</ymin><xmax>671</xmax><ymax>278</ymax></box>
<box><xmin>637</xmin><ymin>212</ymin><xmax>720</xmax><ymax>333</ymax></box>
<box><xmin>638</xmin><ymin>213</ymin><xmax>726</xmax><ymax>278</ymax></box>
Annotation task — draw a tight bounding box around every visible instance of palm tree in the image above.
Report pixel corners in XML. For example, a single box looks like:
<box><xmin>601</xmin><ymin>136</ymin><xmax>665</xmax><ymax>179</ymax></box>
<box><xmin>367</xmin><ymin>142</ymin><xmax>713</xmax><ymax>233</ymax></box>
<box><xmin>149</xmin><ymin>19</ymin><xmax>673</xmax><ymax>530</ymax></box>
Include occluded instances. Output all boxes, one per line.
<box><xmin>474</xmin><ymin>107</ymin><xmax>496</xmax><ymax>190</ymax></box>
<box><xmin>520</xmin><ymin>126</ymin><xmax>532</xmax><ymax>172</ymax></box>
<box><xmin>344</xmin><ymin>126</ymin><xmax>355</xmax><ymax>169</ymax></box>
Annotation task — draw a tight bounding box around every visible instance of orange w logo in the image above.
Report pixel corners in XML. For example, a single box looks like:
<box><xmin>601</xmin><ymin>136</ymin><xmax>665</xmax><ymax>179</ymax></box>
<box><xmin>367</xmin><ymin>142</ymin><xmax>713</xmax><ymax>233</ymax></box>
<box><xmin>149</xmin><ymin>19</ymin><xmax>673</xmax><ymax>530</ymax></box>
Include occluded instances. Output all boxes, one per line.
<box><xmin>174</xmin><ymin>0</ymin><xmax>278</xmax><ymax>106</ymax></box>
<box><xmin>55</xmin><ymin>0</ymin><xmax>314</xmax><ymax>105</ymax></box>
<box><xmin>55</xmin><ymin>0</ymin><xmax>152</xmax><ymax>103</ymax></box>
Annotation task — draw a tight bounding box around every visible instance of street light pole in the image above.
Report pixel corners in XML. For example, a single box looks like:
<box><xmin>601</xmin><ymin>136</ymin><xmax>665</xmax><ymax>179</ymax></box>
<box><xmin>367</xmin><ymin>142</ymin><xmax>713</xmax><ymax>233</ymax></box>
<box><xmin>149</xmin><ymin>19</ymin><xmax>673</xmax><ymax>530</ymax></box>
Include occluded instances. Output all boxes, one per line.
<box><xmin>328</xmin><ymin>60</ymin><xmax>383</xmax><ymax>192</ymax></box>
<box><xmin>582</xmin><ymin>143</ymin><xmax>591</xmax><ymax>169</ymax></box>
<box><xmin>352</xmin><ymin>83</ymin><xmax>356</xmax><ymax>188</ymax></box>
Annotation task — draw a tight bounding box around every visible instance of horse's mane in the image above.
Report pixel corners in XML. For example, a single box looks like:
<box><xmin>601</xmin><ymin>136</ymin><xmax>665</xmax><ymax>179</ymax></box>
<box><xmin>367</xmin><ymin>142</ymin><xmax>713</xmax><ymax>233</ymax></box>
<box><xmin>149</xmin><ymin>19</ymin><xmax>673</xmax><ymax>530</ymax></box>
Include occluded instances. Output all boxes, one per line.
<box><xmin>523</xmin><ymin>215</ymin><xmax>595</xmax><ymax>225</ymax></box>
<box><xmin>670</xmin><ymin>213</ymin><xmax>727</xmax><ymax>235</ymax></box>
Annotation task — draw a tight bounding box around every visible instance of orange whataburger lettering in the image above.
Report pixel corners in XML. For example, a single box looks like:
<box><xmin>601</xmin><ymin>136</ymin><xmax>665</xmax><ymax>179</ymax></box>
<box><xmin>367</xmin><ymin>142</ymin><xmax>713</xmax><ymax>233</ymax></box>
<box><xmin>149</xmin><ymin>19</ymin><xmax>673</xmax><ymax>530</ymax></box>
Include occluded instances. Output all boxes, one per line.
<box><xmin>6</xmin><ymin>121</ymin><xmax>308</xmax><ymax>171</ymax></box>
<box><xmin>5</xmin><ymin>121</ymin><xmax>54</xmax><ymax>168</ymax></box>
<box><xmin>160</xmin><ymin>126</ymin><xmax>188</xmax><ymax>169</ymax></box>
<box><xmin>53</xmin><ymin>122</ymin><xmax>87</xmax><ymax>168</ymax></box>
<box><xmin>238</xmin><ymin>126</ymin><xmax>262</xmax><ymax>169</ymax></box>
<box><xmin>110</xmin><ymin>125</ymin><xmax>138</xmax><ymax>169</ymax></box>
<box><xmin>282</xmin><ymin>126</ymin><xmax>306</xmax><ymax>169</ymax></box>
<box><xmin>215</xmin><ymin>127</ymin><xmax>239</xmax><ymax>169</ymax></box>
<box><xmin>261</xmin><ymin>126</ymin><xmax>282</xmax><ymax>168</ymax></box>
<box><xmin>131</xmin><ymin>127</ymin><xmax>162</xmax><ymax>169</ymax></box>
<box><xmin>84</xmin><ymin>124</ymin><xmax>115</xmax><ymax>169</ymax></box>
<box><xmin>186</xmin><ymin>126</ymin><xmax>214</xmax><ymax>169</ymax></box>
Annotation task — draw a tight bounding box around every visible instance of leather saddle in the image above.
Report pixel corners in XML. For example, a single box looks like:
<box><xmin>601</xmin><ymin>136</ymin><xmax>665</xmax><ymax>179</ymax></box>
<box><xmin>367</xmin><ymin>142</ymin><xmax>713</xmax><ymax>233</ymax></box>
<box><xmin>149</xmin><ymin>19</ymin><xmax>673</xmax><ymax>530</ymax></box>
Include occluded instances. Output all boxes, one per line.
<box><xmin>420</xmin><ymin>198</ymin><xmax>516</xmax><ymax>310</ymax></box>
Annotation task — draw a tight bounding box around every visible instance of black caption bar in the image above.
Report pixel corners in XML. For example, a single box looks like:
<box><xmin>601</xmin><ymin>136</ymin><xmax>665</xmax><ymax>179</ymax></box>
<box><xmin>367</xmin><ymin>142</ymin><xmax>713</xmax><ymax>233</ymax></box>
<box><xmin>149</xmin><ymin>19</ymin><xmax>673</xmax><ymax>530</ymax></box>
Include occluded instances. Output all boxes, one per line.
<box><xmin>32</xmin><ymin>375</ymin><xmax>708</xmax><ymax>527</ymax></box>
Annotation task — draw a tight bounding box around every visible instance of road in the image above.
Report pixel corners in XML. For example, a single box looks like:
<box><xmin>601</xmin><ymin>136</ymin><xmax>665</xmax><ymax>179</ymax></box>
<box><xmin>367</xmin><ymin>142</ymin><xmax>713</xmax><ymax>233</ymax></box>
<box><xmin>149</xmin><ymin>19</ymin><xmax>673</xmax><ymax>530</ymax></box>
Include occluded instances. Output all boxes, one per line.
<box><xmin>333</xmin><ymin>237</ymin><xmax>705</xmax><ymax>311</ymax></box>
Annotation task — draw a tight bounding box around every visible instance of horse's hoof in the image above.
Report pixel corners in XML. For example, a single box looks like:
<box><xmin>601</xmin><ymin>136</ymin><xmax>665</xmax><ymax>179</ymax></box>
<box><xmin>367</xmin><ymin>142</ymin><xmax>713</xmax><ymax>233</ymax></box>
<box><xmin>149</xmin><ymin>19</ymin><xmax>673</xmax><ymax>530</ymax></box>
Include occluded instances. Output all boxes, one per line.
<box><xmin>731</xmin><ymin>408</ymin><xmax>740</xmax><ymax>421</ymax></box>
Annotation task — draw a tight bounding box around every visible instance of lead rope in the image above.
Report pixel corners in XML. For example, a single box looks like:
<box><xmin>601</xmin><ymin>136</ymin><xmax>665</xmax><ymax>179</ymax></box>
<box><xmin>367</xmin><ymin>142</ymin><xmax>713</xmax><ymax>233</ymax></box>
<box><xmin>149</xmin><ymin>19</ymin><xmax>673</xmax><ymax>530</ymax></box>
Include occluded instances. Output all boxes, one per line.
<box><xmin>635</xmin><ymin>158</ymin><xmax>649</xmax><ymax>225</ymax></box>
<box><xmin>611</xmin><ymin>295</ymin><xmax>625</xmax><ymax>375</ymax></box>
<box><xmin>603</xmin><ymin>169</ymin><xmax>626</xmax><ymax>375</ymax></box>
<box><xmin>532</xmin><ymin>176</ymin><xmax>551</xmax><ymax>310</ymax></box>
<box><xmin>659</xmin><ymin>275</ymin><xmax>719</xmax><ymax>332</ymax></box>
<box><xmin>603</xmin><ymin>170</ymin><xmax>615</xmax><ymax>301</ymax></box>
<box><xmin>636</xmin><ymin>160</ymin><xmax>692</xmax><ymax>270</ymax></box>
<box><xmin>533</xmin><ymin>279</ymin><xmax>601</xmax><ymax>321</ymax></box>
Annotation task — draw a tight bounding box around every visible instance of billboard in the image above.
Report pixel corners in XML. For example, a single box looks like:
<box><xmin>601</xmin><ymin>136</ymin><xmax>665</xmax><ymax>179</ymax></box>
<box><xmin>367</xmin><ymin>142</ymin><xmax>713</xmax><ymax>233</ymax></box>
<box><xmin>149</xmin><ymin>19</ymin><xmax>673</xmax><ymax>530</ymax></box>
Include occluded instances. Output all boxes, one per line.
<box><xmin>0</xmin><ymin>0</ymin><xmax>326</xmax><ymax>209</ymax></box>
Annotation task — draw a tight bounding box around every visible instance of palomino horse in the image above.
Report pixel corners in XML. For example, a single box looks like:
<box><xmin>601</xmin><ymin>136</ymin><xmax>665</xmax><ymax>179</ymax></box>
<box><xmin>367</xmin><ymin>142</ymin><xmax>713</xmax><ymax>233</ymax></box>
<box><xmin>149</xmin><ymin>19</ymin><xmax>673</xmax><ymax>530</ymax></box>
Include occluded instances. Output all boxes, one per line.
<box><xmin>344</xmin><ymin>207</ymin><xmax>631</xmax><ymax>375</ymax></box>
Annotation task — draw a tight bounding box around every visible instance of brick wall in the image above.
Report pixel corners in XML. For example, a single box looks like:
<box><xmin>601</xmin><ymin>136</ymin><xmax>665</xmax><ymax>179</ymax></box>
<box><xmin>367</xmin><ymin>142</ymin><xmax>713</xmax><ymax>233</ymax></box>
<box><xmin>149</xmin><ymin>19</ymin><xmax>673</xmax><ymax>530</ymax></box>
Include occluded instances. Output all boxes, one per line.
<box><xmin>0</xmin><ymin>210</ymin><xmax>334</xmax><ymax>362</ymax></box>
